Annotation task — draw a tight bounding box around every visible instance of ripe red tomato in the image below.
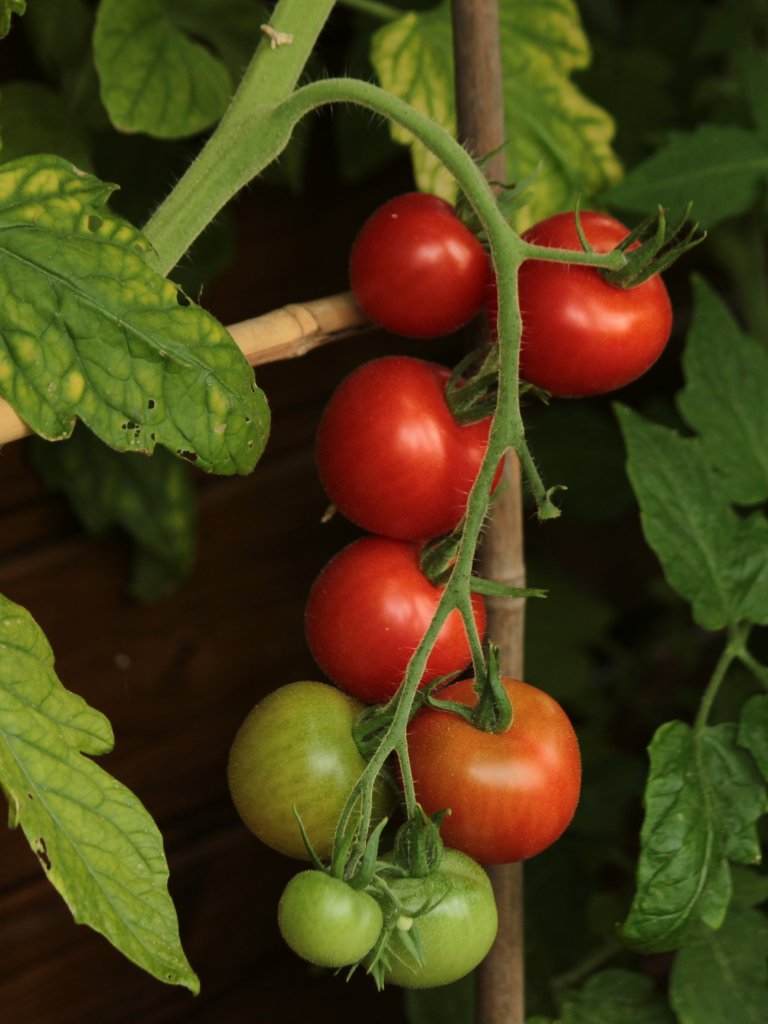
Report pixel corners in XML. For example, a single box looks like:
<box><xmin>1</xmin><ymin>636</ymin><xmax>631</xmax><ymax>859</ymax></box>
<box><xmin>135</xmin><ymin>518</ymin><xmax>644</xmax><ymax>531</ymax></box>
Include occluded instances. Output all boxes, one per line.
<box><xmin>316</xmin><ymin>356</ymin><xmax>494</xmax><ymax>541</ymax></box>
<box><xmin>305</xmin><ymin>536</ymin><xmax>487</xmax><ymax>705</ymax></box>
<box><xmin>488</xmin><ymin>210</ymin><xmax>672</xmax><ymax>396</ymax></box>
<box><xmin>349</xmin><ymin>192</ymin><xmax>490</xmax><ymax>338</ymax></box>
<box><xmin>407</xmin><ymin>676</ymin><xmax>581</xmax><ymax>863</ymax></box>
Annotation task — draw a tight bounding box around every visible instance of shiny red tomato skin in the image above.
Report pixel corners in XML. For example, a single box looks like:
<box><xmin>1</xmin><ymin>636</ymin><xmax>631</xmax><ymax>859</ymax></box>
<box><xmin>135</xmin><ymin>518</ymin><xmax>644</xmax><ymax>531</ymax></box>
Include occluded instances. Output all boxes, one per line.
<box><xmin>305</xmin><ymin>536</ymin><xmax>487</xmax><ymax>705</ymax></box>
<box><xmin>407</xmin><ymin>676</ymin><xmax>581</xmax><ymax>863</ymax></box>
<box><xmin>316</xmin><ymin>356</ymin><xmax>494</xmax><ymax>541</ymax></box>
<box><xmin>349</xmin><ymin>192</ymin><xmax>490</xmax><ymax>338</ymax></box>
<box><xmin>490</xmin><ymin>210</ymin><xmax>672</xmax><ymax>397</ymax></box>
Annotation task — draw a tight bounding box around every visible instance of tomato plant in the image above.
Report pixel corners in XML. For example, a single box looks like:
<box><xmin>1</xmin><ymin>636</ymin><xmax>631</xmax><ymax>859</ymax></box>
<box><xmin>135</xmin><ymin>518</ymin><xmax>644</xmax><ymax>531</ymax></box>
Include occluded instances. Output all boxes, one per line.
<box><xmin>349</xmin><ymin>192</ymin><xmax>490</xmax><ymax>338</ymax></box>
<box><xmin>381</xmin><ymin>849</ymin><xmax>498</xmax><ymax>989</ymax></box>
<box><xmin>227</xmin><ymin>680</ymin><xmax>392</xmax><ymax>859</ymax></box>
<box><xmin>316</xmin><ymin>355</ymin><xmax>495</xmax><ymax>541</ymax></box>
<box><xmin>488</xmin><ymin>210</ymin><xmax>673</xmax><ymax>397</ymax></box>
<box><xmin>278</xmin><ymin>871</ymin><xmax>383</xmax><ymax>968</ymax></box>
<box><xmin>305</xmin><ymin>536</ymin><xmax>487</xmax><ymax>704</ymax></box>
<box><xmin>407</xmin><ymin>676</ymin><xmax>581</xmax><ymax>863</ymax></box>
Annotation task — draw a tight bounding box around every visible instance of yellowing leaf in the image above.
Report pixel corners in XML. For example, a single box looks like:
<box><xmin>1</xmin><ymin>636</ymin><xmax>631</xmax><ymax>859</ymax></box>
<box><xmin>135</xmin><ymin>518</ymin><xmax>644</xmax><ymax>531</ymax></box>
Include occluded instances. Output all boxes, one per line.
<box><xmin>0</xmin><ymin>592</ymin><xmax>199</xmax><ymax>992</ymax></box>
<box><xmin>371</xmin><ymin>0</ymin><xmax>621</xmax><ymax>228</ymax></box>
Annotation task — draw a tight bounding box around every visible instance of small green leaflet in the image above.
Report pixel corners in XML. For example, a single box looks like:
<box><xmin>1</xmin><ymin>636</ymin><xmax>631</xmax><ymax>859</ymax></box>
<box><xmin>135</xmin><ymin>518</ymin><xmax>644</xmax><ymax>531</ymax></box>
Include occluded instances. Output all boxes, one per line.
<box><xmin>0</xmin><ymin>0</ymin><xmax>25</xmax><ymax>39</ymax></box>
<box><xmin>370</xmin><ymin>0</ymin><xmax>621</xmax><ymax>228</ymax></box>
<box><xmin>621</xmin><ymin>721</ymin><xmax>766</xmax><ymax>952</ymax></box>
<box><xmin>558</xmin><ymin>969</ymin><xmax>675</xmax><ymax>1024</ymax></box>
<box><xmin>0</xmin><ymin>592</ymin><xmax>199</xmax><ymax>992</ymax></box>
<box><xmin>29</xmin><ymin>427</ymin><xmax>197</xmax><ymax>603</ymax></box>
<box><xmin>669</xmin><ymin>898</ymin><xmax>768</xmax><ymax>1024</ymax></box>
<box><xmin>0</xmin><ymin>155</ymin><xmax>270</xmax><ymax>475</ymax></box>
<box><xmin>604</xmin><ymin>124</ymin><xmax>768</xmax><ymax>228</ymax></box>
<box><xmin>677</xmin><ymin>277</ymin><xmax>768</xmax><ymax>507</ymax></box>
<box><xmin>616</xmin><ymin>405</ymin><xmax>768</xmax><ymax>630</ymax></box>
<box><xmin>93</xmin><ymin>0</ymin><xmax>233</xmax><ymax>138</ymax></box>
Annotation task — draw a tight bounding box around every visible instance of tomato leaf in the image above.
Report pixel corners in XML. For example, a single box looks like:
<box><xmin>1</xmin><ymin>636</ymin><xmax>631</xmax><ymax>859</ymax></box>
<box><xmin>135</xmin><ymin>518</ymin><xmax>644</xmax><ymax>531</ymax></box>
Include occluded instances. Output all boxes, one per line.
<box><xmin>621</xmin><ymin>720</ymin><xmax>767</xmax><ymax>952</ymax></box>
<box><xmin>0</xmin><ymin>0</ymin><xmax>25</xmax><ymax>39</ymax></box>
<box><xmin>29</xmin><ymin>427</ymin><xmax>197</xmax><ymax>603</ymax></box>
<box><xmin>669</xmin><ymin>901</ymin><xmax>768</xmax><ymax>1024</ymax></box>
<box><xmin>0</xmin><ymin>592</ymin><xmax>199</xmax><ymax>992</ymax></box>
<box><xmin>0</xmin><ymin>81</ymin><xmax>93</xmax><ymax>169</ymax></box>
<box><xmin>369</xmin><ymin>0</ymin><xmax>621</xmax><ymax>228</ymax></box>
<box><xmin>604</xmin><ymin>124</ymin><xmax>768</xmax><ymax>229</ymax></box>
<box><xmin>93</xmin><ymin>0</ymin><xmax>234</xmax><ymax>139</ymax></box>
<box><xmin>0</xmin><ymin>155</ymin><xmax>269</xmax><ymax>474</ymax></box>
<box><xmin>738</xmin><ymin>695</ymin><xmax>768</xmax><ymax>782</ymax></box>
<box><xmin>676</xmin><ymin>277</ymin><xmax>768</xmax><ymax>507</ymax></box>
<box><xmin>23</xmin><ymin>0</ymin><xmax>105</xmax><ymax>129</ymax></box>
<box><xmin>616</xmin><ymin>405</ymin><xmax>764</xmax><ymax>631</ymax></box>
<box><xmin>559</xmin><ymin>968</ymin><xmax>675</xmax><ymax>1024</ymax></box>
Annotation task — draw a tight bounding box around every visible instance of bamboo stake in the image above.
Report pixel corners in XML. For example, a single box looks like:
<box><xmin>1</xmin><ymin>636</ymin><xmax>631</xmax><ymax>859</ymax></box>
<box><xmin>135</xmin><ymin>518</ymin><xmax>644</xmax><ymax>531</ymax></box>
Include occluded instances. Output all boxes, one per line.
<box><xmin>0</xmin><ymin>292</ymin><xmax>368</xmax><ymax>446</ymax></box>
<box><xmin>451</xmin><ymin>2</ymin><xmax>527</xmax><ymax>1022</ymax></box>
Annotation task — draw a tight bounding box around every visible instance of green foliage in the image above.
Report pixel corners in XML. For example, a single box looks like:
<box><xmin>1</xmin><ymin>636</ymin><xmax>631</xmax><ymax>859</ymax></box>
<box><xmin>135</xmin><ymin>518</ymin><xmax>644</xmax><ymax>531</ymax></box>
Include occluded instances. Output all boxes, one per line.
<box><xmin>93</xmin><ymin>0</ymin><xmax>235</xmax><ymax>138</ymax></box>
<box><xmin>0</xmin><ymin>0</ymin><xmax>24</xmax><ymax>38</ymax></box>
<box><xmin>0</xmin><ymin>154</ymin><xmax>269</xmax><ymax>473</ymax></box>
<box><xmin>0</xmin><ymin>592</ymin><xmax>199</xmax><ymax>992</ymax></box>
<box><xmin>605</xmin><ymin>126</ymin><xmax>768</xmax><ymax>228</ymax></box>
<box><xmin>369</xmin><ymin>0</ymin><xmax>621</xmax><ymax>226</ymax></box>
<box><xmin>616</xmin><ymin>404</ymin><xmax>768</xmax><ymax>631</ymax></box>
<box><xmin>0</xmin><ymin>81</ymin><xmax>93</xmax><ymax>168</ymax></box>
<box><xmin>676</xmin><ymin>279</ymin><xmax>768</xmax><ymax>506</ymax></box>
<box><xmin>669</xmin><ymin>872</ymin><xmax>768</xmax><ymax>1024</ymax></box>
<box><xmin>29</xmin><ymin>427</ymin><xmax>197</xmax><ymax>603</ymax></box>
<box><xmin>621</xmin><ymin>720</ymin><xmax>766</xmax><ymax>951</ymax></box>
<box><xmin>559</xmin><ymin>969</ymin><xmax>676</xmax><ymax>1024</ymax></box>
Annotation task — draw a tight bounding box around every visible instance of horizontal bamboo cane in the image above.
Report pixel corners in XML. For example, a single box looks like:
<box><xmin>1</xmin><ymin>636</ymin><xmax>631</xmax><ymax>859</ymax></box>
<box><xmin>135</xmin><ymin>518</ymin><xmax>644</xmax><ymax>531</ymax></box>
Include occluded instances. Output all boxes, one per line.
<box><xmin>0</xmin><ymin>291</ymin><xmax>368</xmax><ymax>446</ymax></box>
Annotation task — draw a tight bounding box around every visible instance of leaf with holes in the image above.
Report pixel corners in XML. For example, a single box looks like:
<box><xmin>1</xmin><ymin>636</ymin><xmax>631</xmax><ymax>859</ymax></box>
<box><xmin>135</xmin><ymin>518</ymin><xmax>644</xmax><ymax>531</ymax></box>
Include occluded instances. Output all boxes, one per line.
<box><xmin>0</xmin><ymin>154</ymin><xmax>269</xmax><ymax>474</ymax></box>
<box><xmin>93</xmin><ymin>0</ymin><xmax>234</xmax><ymax>139</ymax></box>
<box><xmin>370</xmin><ymin>0</ymin><xmax>621</xmax><ymax>227</ymax></box>
<box><xmin>0</xmin><ymin>592</ymin><xmax>199</xmax><ymax>992</ymax></box>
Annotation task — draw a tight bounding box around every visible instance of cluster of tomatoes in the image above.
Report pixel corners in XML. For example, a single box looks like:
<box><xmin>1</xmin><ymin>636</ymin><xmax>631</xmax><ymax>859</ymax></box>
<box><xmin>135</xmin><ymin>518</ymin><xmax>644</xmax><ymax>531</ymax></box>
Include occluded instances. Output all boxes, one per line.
<box><xmin>227</xmin><ymin>192</ymin><xmax>674</xmax><ymax>989</ymax></box>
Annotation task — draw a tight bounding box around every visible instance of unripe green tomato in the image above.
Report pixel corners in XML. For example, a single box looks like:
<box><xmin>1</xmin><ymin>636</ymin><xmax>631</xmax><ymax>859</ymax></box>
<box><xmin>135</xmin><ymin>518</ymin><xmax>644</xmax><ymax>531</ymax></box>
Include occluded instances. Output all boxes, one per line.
<box><xmin>227</xmin><ymin>680</ymin><xmax>393</xmax><ymax>859</ymax></box>
<box><xmin>384</xmin><ymin>849</ymin><xmax>498</xmax><ymax>989</ymax></box>
<box><xmin>279</xmin><ymin>871</ymin><xmax>383</xmax><ymax>968</ymax></box>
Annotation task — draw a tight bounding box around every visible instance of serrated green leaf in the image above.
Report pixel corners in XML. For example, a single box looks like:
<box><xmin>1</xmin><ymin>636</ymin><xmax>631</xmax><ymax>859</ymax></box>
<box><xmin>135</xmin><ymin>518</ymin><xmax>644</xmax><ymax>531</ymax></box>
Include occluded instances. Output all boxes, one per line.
<box><xmin>0</xmin><ymin>81</ymin><xmax>93</xmax><ymax>169</ymax></box>
<box><xmin>739</xmin><ymin>694</ymin><xmax>768</xmax><ymax>781</ymax></box>
<box><xmin>616</xmin><ymin>405</ymin><xmax>753</xmax><ymax>630</ymax></box>
<box><xmin>677</xmin><ymin>278</ymin><xmax>768</xmax><ymax>506</ymax></box>
<box><xmin>0</xmin><ymin>0</ymin><xmax>25</xmax><ymax>39</ymax></box>
<box><xmin>29</xmin><ymin>426</ymin><xmax>197</xmax><ymax>602</ymax></box>
<box><xmin>605</xmin><ymin>124</ymin><xmax>768</xmax><ymax>228</ymax></box>
<box><xmin>560</xmin><ymin>969</ymin><xmax>675</xmax><ymax>1024</ymax></box>
<box><xmin>669</xmin><ymin>902</ymin><xmax>768</xmax><ymax>1024</ymax></box>
<box><xmin>0</xmin><ymin>592</ymin><xmax>199</xmax><ymax>992</ymax></box>
<box><xmin>0</xmin><ymin>155</ymin><xmax>269</xmax><ymax>474</ymax></box>
<box><xmin>93</xmin><ymin>0</ymin><xmax>233</xmax><ymax>139</ymax></box>
<box><xmin>370</xmin><ymin>0</ymin><xmax>621</xmax><ymax>227</ymax></box>
<box><xmin>622</xmin><ymin>720</ymin><xmax>766</xmax><ymax>952</ymax></box>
